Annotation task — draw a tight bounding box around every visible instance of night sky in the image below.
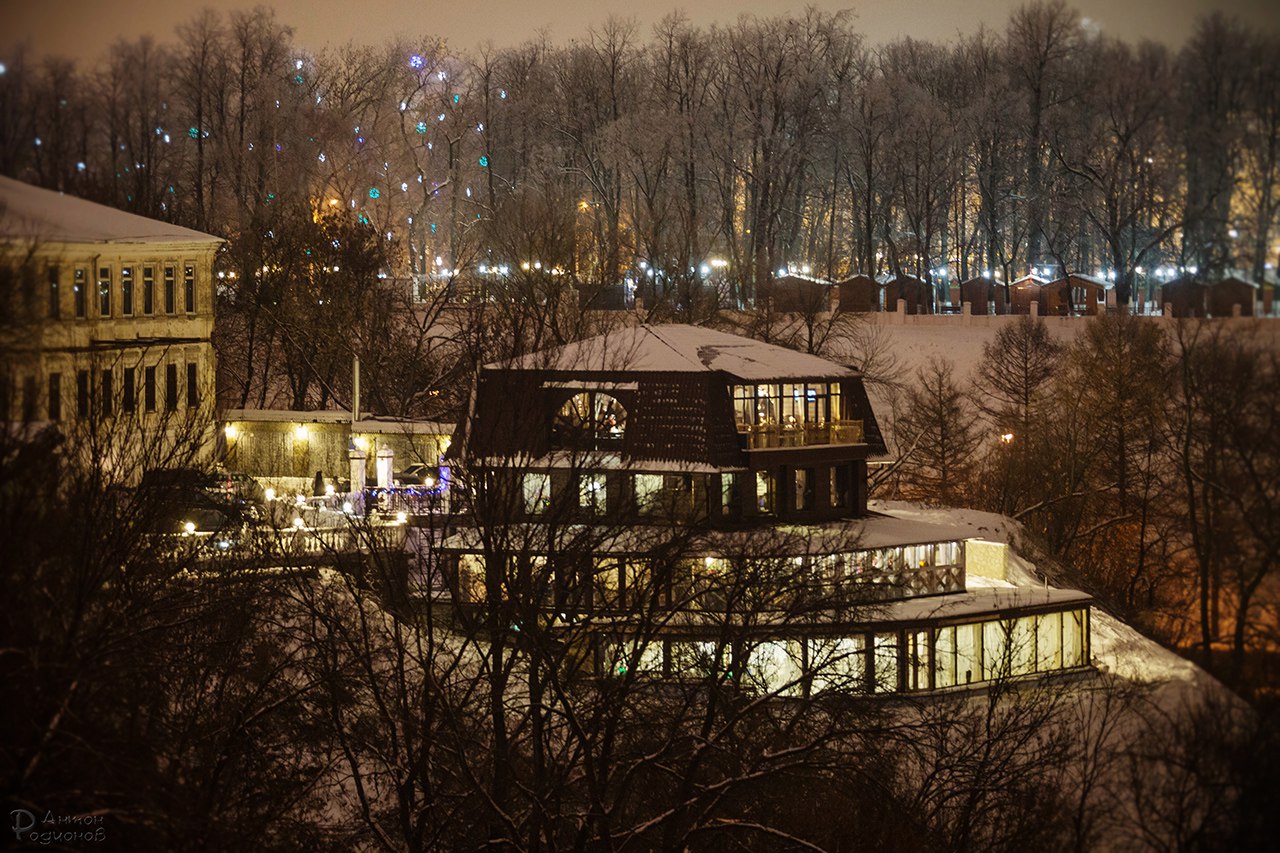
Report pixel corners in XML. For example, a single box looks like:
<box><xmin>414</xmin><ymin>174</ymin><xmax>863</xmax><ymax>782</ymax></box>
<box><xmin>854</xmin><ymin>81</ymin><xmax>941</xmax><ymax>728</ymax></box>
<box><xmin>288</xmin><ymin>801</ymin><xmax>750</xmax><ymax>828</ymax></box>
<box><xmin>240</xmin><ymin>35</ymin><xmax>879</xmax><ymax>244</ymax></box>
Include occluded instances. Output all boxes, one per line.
<box><xmin>3</xmin><ymin>0</ymin><xmax>1277</xmax><ymax>62</ymax></box>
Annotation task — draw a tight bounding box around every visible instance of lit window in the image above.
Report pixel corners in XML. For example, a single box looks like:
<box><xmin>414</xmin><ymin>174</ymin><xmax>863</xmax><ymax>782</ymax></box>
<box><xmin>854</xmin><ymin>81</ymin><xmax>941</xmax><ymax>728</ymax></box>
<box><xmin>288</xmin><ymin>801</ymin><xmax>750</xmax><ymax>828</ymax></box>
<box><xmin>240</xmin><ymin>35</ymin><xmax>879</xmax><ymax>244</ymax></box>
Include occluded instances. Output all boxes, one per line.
<box><xmin>553</xmin><ymin>391</ymin><xmax>626</xmax><ymax>447</ymax></box>
<box><xmin>522</xmin><ymin>472</ymin><xmax>551</xmax><ymax>514</ymax></box>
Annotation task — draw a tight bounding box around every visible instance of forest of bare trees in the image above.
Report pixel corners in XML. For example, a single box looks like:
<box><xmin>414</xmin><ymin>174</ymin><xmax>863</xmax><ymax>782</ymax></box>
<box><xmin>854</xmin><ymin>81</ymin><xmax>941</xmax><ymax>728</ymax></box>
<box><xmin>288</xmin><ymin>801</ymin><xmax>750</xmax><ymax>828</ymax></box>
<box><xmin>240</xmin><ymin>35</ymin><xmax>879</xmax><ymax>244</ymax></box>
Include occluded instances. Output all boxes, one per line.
<box><xmin>2</xmin><ymin>2</ymin><xmax>1278</xmax><ymax>316</ymax></box>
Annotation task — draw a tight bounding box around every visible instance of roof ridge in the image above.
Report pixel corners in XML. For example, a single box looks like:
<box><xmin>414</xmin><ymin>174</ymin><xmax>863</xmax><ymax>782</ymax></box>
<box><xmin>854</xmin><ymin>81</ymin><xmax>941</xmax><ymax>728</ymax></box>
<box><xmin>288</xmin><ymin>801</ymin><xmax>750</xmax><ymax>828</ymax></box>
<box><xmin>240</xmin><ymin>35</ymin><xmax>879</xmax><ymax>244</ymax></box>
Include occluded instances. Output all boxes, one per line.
<box><xmin>642</xmin><ymin>324</ymin><xmax>706</xmax><ymax>371</ymax></box>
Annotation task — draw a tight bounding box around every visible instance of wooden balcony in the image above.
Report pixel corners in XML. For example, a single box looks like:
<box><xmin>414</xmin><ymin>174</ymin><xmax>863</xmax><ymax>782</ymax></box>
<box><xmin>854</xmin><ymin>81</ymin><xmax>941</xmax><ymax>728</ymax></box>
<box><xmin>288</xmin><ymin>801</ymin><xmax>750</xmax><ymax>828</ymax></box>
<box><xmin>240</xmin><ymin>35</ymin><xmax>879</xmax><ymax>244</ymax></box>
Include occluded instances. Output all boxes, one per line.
<box><xmin>740</xmin><ymin>419</ymin><xmax>864</xmax><ymax>449</ymax></box>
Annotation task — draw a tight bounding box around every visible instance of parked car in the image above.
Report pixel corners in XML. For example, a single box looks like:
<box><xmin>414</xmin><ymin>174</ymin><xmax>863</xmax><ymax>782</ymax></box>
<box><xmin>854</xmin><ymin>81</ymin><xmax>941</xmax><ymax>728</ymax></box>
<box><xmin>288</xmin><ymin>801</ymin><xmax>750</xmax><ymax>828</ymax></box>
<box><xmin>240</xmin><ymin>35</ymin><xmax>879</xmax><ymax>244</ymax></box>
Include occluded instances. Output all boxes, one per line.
<box><xmin>393</xmin><ymin>463</ymin><xmax>440</xmax><ymax>487</ymax></box>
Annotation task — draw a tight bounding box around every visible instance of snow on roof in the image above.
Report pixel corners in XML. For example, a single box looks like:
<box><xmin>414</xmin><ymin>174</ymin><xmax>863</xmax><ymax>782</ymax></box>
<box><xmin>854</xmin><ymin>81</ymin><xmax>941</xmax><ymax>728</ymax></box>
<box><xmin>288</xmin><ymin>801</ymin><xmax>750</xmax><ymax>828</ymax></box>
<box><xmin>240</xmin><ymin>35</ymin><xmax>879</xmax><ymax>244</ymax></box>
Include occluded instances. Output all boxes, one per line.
<box><xmin>495</xmin><ymin>324</ymin><xmax>856</xmax><ymax>381</ymax></box>
<box><xmin>1010</xmin><ymin>275</ymin><xmax>1050</xmax><ymax>287</ymax></box>
<box><xmin>1054</xmin><ymin>273</ymin><xmax>1109</xmax><ymax>288</ymax></box>
<box><xmin>222</xmin><ymin>408</ymin><xmax>453</xmax><ymax>434</ymax></box>
<box><xmin>773</xmin><ymin>273</ymin><xmax>832</xmax><ymax>285</ymax></box>
<box><xmin>0</xmin><ymin>176</ymin><xmax>224</xmax><ymax>246</ymax></box>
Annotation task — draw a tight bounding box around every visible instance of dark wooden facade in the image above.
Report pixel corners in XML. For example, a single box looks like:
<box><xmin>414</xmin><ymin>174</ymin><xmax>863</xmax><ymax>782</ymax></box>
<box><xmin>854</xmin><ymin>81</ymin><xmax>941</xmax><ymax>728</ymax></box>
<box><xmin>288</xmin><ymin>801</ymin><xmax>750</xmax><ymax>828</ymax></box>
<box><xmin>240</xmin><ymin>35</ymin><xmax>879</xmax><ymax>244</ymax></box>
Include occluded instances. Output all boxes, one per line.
<box><xmin>1161</xmin><ymin>276</ymin><xmax>1208</xmax><ymax>317</ymax></box>
<box><xmin>959</xmin><ymin>277</ymin><xmax>994</xmax><ymax>315</ymax></box>
<box><xmin>1208</xmin><ymin>276</ymin><xmax>1258</xmax><ymax>317</ymax></box>
<box><xmin>1007</xmin><ymin>275</ymin><xmax>1048</xmax><ymax>315</ymax></box>
<box><xmin>837</xmin><ymin>274</ymin><xmax>881</xmax><ymax>312</ymax></box>
<box><xmin>758</xmin><ymin>274</ymin><xmax>833</xmax><ymax>313</ymax></box>
<box><xmin>883</xmin><ymin>275</ymin><xmax>934</xmax><ymax>315</ymax></box>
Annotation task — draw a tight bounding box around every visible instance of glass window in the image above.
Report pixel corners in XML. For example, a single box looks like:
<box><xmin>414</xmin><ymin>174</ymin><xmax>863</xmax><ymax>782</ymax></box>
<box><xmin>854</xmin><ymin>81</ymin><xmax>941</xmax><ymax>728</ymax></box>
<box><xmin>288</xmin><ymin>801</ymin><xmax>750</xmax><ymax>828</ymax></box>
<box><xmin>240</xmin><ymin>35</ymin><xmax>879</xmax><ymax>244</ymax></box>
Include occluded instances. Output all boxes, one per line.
<box><xmin>165</xmin><ymin>364</ymin><xmax>178</xmax><ymax>411</ymax></box>
<box><xmin>458</xmin><ymin>553</ymin><xmax>486</xmax><ymax>602</ymax></box>
<box><xmin>634</xmin><ymin>473</ymin><xmax>663</xmax><ymax>513</ymax></box>
<box><xmin>523</xmin><ymin>472</ymin><xmax>551</xmax><ymax>515</ymax></box>
<box><xmin>186</xmin><ymin>363</ymin><xmax>198</xmax><ymax>408</ymax></box>
<box><xmin>719</xmin><ymin>473</ymin><xmax>737</xmax><ymax>516</ymax></box>
<box><xmin>143</xmin><ymin>266</ymin><xmax>154</xmax><ymax>314</ymax></box>
<box><xmin>592</xmin><ymin>557</ymin><xmax>622</xmax><ymax>609</ymax></box>
<box><xmin>47</xmin><ymin>266</ymin><xmax>60</xmax><ymax>319</ymax></box>
<box><xmin>76</xmin><ymin>370</ymin><xmax>89</xmax><ymax>418</ymax></box>
<box><xmin>935</xmin><ymin>625</ymin><xmax>957</xmax><ymax>688</ymax></box>
<box><xmin>795</xmin><ymin>467</ymin><xmax>814</xmax><ymax>510</ymax></box>
<box><xmin>909</xmin><ymin>630</ymin><xmax>931</xmax><ymax>691</ymax></box>
<box><xmin>956</xmin><ymin>623</ymin><xmax>980</xmax><ymax>685</ymax></box>
<box><xmin>756</xmin><ymin>471</ymin><xmax>775</xmax><ymax>515</ymax></box>
<box><xmin>144</xmin><ymin>366</ymin><xmax>156</xmax><ymax>412</ymax></box>
<box><xmin>810</xmin><ymin>636</ymin><xmax>865</xmax><ymax>693</ymax></box>
<box><xmin>553</xmin><ymin>391</ymin><xmax>626</xmax><ymax>447</ymax></box>
<box><xmin>1011</xmin><ymin>616</ymin><xmax>1035</xmax><ymax>676</ymax></box>
<box><xmin>47</xmin><ymin>373</ymin><xmax>61</xmax><ymax>421</ymax></box>
<box><xmin>873</xmin><ymin>633</ymin><xmax>899</xmax><ymax>693</ymax></box>
<box><xmin>1064</xmin><ymin>610</ymin><xmax>1086</xmax><ymax>668</ymax></box>
<box><xmin>744</xmin><ymin>640</ymin><xmax>806</xmax><ymax>696</ymax></box>
<box><xmin>100</xmin><ymin>369</ymin><xmax>113</xmax><ymax>416</ymax></box>
<box><xmin>123</xmin><ymin>368</ymin><xmax>135</xmax><ymax>414</ymax></box>
<box><xmin>1036</xmin><ymin>611</ymin><xmax>1062</xmax><ymax>671</ymax></box>
<box><xmin>73</xmin><ymin>269</ymin><xmax>86</xmax><ymax>318</ymax></box>
<box><xmin>579</xmin><ymin>472</ymin><xmax>606</xmax><ymax>515</ymax></box>
<box><xmin>121</xmin><ymin>266</ymin><xmax>134</xmax><ymax>315</ymax></box>
<box><xmin>670</xmin><ymin>641</ymin><xmax>725</xmax><ymax>679</ymax></box>
<box><xmin>164</xmin><ymin>266</ymin><xmax>175</xmax><ymax>314</ymax></box>
<box><xmin>98</xmin><ymin>267</ymin><xmax>111</xmax><ymax>316</ymax></box>
<box><xmin>983</xmin><ymin>620</ymin><xmax>1009</xmax><ymax>681</ymax></box>
<box><xmin>184</xmin><ymin>264</ymin><xmax>196</xmax><ymax>312</ymax></box>
<box><xmin>608</xmin><ymin>639</ymin><xmax>664</xmax><ymax>676</ymax></box>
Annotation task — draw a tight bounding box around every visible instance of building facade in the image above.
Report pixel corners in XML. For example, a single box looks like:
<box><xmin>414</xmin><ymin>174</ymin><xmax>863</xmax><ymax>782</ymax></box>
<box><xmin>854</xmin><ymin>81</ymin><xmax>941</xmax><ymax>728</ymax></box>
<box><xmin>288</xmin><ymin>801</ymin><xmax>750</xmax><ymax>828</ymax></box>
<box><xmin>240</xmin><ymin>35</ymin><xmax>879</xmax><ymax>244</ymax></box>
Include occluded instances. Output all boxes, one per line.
<box><xmin>444</xmin><ymin>324</ymin><xmax>1091</xmax><ymax>696</ymax></box>
<box><xmin>1</xmin><ymin>177</ymin><xmax>224</xmax><ymax>472</ymax></box>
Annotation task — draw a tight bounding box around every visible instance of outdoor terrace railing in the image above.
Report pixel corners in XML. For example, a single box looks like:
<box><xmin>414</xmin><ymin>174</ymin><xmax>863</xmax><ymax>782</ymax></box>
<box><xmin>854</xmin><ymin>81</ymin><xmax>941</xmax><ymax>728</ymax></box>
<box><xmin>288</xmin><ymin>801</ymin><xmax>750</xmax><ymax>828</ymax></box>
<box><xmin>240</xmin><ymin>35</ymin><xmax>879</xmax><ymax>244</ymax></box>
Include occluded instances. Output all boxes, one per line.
<box><xmin>740</xmin><ymin>418</ymin><xmax>864</xmax><ymax>449</ymax></box>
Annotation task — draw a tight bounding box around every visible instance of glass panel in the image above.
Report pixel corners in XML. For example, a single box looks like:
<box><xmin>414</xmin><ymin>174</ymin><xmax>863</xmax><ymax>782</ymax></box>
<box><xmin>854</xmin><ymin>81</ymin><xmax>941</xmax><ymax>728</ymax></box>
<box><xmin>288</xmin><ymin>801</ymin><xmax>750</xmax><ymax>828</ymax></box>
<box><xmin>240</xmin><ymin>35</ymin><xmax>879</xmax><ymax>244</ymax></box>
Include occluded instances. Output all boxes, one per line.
<box><xmin>579</xmin><ymin>472</ymin><xmax>606</xmax><ymax>515</ymax></box>
<box><xmin>670</xmin><ymin>641</ymin><xmax>725</xmax><ymax>679</ymax></box>
<box><xmin>458</xmin><ymin>553</ymin><xmax>486</xmax><ymax>602</ymax></box>
<box><xmin>1036</xmin><ymin>611</ymin><xmax>1062</xmax><ymax>671</ymax></box>
<box><xmin>983</xmin><ymin>620</ymin><xmax>1009</xmax><ymax>681</ymax></box>
<box><xmin>1064</xmin><ymin>610</ymin><xmax>1085</xmax><ymax>668</ymax></box>
<box><xmin>809</xmin><ymin>636</ymin><xmax>865</xmax><ymax>693</ymax></box>
<box><xmin>523</xmin><ymin>472</ymin><xmax>551</xmax><ymax>514</ymax></box>
<box><xmin>873</xmin><ymin>633</ymin><xmax>898</xmax><ymax>693</ymax></box>
<box><xmin>935</xmin><ymin>625</ymin><xmax>957</xmax><ymax>688</ymax></box>
<box><xmin>1011</xmin><ymin>616</ymin><xmax>1035</xmax><ymax>676</ymax></box>
<box><xmin>744</xmin><ymin>640</ymin><xmax>806</xmax><ymax>696</ymax></box>
<box><xmin>635</xmin><ymin>473</ymin><xmax>663</xmax><ymax>513</ymax></box>
<box><xmin>593</xmin><ymin>557</ymin><xmax>621</xmax><ymax>609</ymax></box>
<box><xmin>911</xmin><ymin>630</ymin><xmax>931</xmax><ymax>690</ymax></box>
<box><xmin>755</xmin><ymin>471</ymin><xmax>774</xmax><ymax>514</ymax></box>
<box><xmin>956</xmin><ymin>623</ymin><xmax>980</xmax><ymax>685</ymax></box>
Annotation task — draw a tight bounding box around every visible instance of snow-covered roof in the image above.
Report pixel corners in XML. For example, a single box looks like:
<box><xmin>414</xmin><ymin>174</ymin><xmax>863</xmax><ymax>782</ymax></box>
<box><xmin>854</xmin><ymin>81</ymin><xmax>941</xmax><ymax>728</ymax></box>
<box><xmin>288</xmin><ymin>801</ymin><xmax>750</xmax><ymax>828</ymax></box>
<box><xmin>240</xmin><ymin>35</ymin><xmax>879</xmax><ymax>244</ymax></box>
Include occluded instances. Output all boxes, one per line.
<box><xmin>222</xmin><ymin>408</ymin><xmax>453</xmax><ymax>435</ymax></box>
<box><xmin>494</xmin><ymin>324</ymin><xmax>856</xmax><ymax>381</ymax></box>
<box><xmin>1010</xmin><ymin>275</ymin><xmax>1050</xmax><ymax>287</ymax></box>
<box><xmin>0</xmin><ymin>176</ymin><xmax>224</xmax><ymax>247</ymax></box>
<box><xmin>1054</xmin><ymin>273</ymin><xmax>1109</xmax><ymax>288</ymax></box>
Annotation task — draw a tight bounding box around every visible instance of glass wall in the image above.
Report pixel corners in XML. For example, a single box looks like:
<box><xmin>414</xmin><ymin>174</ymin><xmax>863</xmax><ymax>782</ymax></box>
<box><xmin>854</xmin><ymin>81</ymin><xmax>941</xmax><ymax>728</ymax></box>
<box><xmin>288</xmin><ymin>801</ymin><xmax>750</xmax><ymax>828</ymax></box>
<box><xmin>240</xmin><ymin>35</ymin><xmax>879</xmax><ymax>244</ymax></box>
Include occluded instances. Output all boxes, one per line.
<box><xmin>731</xmin><ymin>382</ymin><xmax>857</xmax><ymax>447</ymax></box>
<box><xmin>597</xmin><ymin>607</ymin><xmax>1089</xmax><ymax>696</ymax></box>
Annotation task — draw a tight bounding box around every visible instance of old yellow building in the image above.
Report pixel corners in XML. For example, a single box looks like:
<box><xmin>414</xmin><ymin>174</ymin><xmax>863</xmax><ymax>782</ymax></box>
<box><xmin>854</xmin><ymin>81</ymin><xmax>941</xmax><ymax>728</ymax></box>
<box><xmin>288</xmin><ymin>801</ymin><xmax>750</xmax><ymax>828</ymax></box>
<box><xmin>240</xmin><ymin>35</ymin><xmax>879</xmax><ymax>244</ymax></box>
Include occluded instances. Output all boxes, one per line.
<box><xmin>1</xmin><ymin>177</ymin><xmax>224</xmax><ymax>474</ymax></box>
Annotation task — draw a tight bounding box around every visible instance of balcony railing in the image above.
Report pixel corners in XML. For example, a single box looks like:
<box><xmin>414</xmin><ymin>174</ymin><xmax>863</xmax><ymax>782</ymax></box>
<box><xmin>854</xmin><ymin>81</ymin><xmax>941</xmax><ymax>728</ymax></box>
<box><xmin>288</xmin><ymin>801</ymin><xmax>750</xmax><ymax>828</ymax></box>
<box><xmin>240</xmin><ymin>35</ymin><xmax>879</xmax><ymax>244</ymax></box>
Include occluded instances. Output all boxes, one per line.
<box><xmin>739</xmin><ymin>419</ymin><xmax>864</xmax><ymax>449</ymax></box>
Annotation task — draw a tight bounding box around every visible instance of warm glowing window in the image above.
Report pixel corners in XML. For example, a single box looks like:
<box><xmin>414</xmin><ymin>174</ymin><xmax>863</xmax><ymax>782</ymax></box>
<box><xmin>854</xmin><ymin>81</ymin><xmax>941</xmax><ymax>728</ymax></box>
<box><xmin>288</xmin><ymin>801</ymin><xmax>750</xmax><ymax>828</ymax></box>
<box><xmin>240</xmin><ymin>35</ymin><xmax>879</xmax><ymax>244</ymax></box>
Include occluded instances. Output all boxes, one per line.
<box><xmin>553</xmin><ymin>391</ymin><xmax>626</xmax><ymax>446</ymax></box>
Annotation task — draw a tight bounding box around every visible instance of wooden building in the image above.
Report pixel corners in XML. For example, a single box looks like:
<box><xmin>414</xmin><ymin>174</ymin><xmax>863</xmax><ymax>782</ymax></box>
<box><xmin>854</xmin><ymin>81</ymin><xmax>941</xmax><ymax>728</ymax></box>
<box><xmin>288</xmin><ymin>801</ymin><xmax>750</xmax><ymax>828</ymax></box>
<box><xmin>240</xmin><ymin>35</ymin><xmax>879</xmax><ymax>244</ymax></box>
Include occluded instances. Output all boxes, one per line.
<box><xmin>1161</xmin><ymin>276</ymin><xmax>1208</xmax><ymax>318</ymax></box>
<box><xmin>1007</xmin><ymin>275</ymin><xmax>1049</xmax><ymax>315</ymax></box>
<box><xmin>441</xmin><ymin>324</ymin><xmax>1093</xmax><ymax>696</ymax></box>
<box><xmin>883</xmin><ymin>275</ymin><xmax>934</xmax><ymax>315</ymax></box>
<box><xmin>959</xmin><ymin>277</ymin><xmax>995</xmax><ymax>315</ymax></box>
<box><xmin>1208</xmin><ymin>275</ymin><xmax>1259</xmax><ymax>317</ymax></box>
<box><xmin>758</xmin><ymin>274</ymin><xmax>833</xmax><ymax>313</ymax></box>
<box><xmin>1044</xmin><ymin>273</ymin><xmax>1107</xmax><ymax>316</ymax></box>
<box><xmin>837</xmin><ymin>274</ymin><xmax>881</xmax><ymax>312</ymax></box>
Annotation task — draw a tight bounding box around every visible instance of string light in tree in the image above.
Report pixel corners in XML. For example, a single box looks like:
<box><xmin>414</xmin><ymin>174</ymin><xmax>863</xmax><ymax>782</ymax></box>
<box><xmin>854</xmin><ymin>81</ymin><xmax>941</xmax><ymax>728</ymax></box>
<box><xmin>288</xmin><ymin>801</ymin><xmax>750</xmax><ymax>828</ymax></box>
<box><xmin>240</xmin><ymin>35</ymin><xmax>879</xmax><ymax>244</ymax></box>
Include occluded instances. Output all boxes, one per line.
<box><xmin>369</xmin><ymin>188</ymin><xmax>380</xmax><ymax>198</ymax></box>
<box><xmin>409</xmin><ymin>54</ymin><xmax>424</xmax><ymax>69</ymax></box>
<box><xmin>416</xmin><ymin>121</ymin><xmax>428</xmax><ymax>133</ymax></box>
<box><xmin>479</xmin><ymin>155</ymin><xmax>489</xmax><ymax>167</ymax></box>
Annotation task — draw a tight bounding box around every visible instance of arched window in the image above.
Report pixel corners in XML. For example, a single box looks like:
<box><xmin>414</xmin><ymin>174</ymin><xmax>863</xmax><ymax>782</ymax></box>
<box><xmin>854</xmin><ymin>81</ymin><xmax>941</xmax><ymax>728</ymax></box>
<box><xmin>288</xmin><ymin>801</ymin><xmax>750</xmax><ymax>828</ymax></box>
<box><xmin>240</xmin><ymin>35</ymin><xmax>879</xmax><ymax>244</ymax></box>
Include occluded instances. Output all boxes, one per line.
<box><xmin>554</xmin><ymin>392</ymin><xmax>626</xmax><ymax>447</ymax></box>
